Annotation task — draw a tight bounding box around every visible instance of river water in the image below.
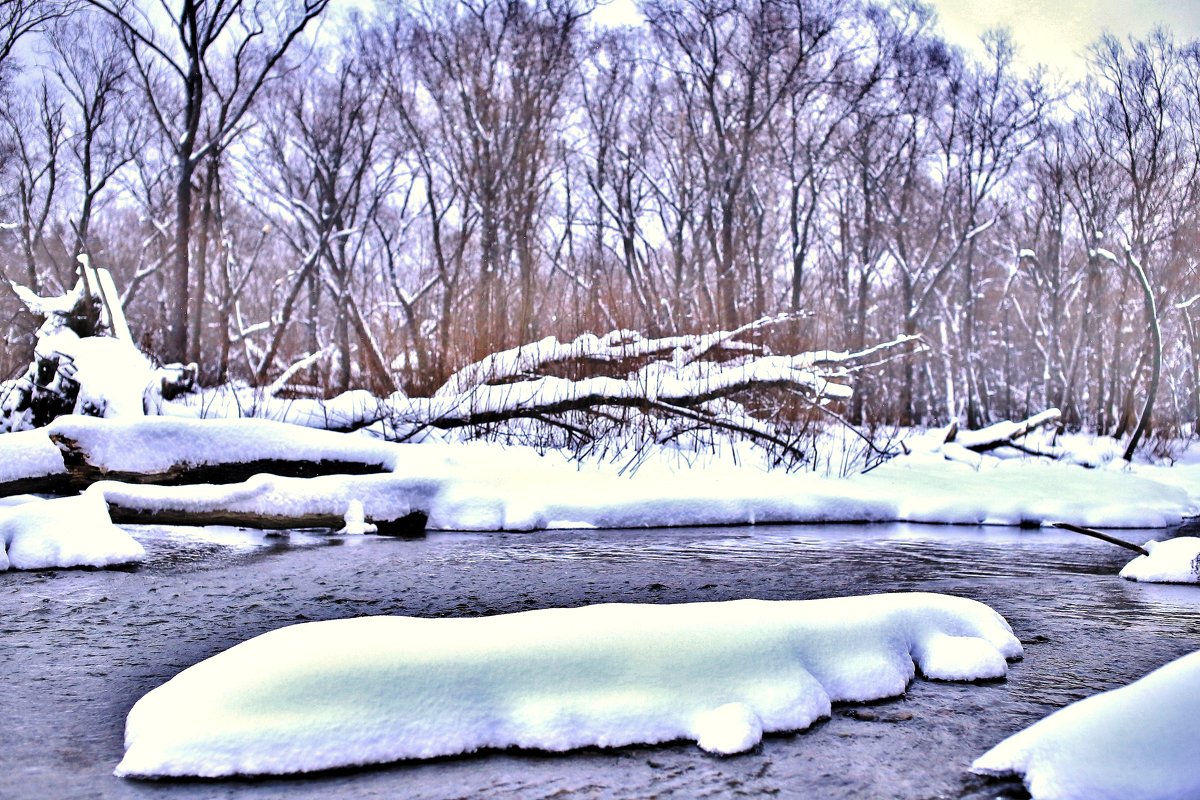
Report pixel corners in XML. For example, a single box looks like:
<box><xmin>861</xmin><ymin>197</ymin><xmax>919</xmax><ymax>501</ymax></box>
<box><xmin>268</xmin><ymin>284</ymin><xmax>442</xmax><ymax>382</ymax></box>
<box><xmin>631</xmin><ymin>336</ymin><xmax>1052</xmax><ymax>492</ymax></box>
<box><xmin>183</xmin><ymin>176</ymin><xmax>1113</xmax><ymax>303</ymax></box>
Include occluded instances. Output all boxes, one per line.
<box><xmin>3</xmin><ymin>521</ymin><xmax>1199</xmax><ymax>799</ymax></box>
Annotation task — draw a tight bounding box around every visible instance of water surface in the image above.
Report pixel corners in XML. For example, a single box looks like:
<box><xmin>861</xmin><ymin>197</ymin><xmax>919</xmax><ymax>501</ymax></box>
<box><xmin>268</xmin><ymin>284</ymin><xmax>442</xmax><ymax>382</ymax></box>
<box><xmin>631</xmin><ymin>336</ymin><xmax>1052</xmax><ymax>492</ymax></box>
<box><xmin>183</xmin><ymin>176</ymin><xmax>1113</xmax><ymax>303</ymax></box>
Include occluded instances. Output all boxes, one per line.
<box><xmin>3</xmin><ymin>522</ymin><xmax>1198</xmax><ymax>799</ymax></box>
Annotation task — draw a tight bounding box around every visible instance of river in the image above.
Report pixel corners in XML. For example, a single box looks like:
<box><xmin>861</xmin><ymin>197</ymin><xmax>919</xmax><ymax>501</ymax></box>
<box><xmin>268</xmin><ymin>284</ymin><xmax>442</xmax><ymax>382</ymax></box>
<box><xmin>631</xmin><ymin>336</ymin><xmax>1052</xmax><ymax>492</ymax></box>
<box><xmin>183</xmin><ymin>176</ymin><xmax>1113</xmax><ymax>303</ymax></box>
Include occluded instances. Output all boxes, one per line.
<box><xmin>3</xmin><ymin>521</ymin><xmax>1199</xmax><ymax>799</ymax></box>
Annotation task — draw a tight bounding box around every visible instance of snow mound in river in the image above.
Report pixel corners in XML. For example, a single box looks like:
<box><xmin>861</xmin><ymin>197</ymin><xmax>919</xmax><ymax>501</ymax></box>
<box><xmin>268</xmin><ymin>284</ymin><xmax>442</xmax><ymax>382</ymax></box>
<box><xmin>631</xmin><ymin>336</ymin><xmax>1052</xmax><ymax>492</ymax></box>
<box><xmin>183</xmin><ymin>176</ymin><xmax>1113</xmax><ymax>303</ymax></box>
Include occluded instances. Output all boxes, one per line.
<box><xmin>115</xmin><ymin>592</ymin><xmax>1021</xmax><ymax>778</ymax></box>
<box><xmin>973</xmin><ymin>649</ymin><xmax>1200</xmax><ymax>800</ymax></box>
<box><xmin>0</xmin><ymin>491</ymin><xmax>144</xmax><ymax>571</ymax></box>
<box><xmin>1118</xmin><ymin>536</ymin><xmax>1200</xmax><ymax>583</ymax></box>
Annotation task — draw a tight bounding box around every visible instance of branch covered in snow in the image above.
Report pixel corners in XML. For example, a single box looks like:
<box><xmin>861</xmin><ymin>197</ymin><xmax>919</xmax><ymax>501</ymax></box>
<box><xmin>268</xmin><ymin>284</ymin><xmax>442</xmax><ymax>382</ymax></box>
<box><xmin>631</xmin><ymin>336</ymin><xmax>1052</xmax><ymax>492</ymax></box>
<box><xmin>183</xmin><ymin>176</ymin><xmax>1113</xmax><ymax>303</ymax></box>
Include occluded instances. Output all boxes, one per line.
<box><xmin>410</xmin><ymin>325</ymin><xmax>921</xmax><ymax>466</ymax></box>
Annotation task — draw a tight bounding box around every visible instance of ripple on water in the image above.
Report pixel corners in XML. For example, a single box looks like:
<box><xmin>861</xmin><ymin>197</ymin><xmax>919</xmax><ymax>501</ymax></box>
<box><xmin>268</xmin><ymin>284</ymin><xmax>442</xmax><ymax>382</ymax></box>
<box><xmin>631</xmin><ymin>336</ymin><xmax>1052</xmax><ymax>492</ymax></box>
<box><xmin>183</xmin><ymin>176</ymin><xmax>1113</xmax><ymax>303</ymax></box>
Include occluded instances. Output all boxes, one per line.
<box><xmin>1</xmin><ymin>521</ymin><xmax>1197</xmax><ymax>800</ymax></box>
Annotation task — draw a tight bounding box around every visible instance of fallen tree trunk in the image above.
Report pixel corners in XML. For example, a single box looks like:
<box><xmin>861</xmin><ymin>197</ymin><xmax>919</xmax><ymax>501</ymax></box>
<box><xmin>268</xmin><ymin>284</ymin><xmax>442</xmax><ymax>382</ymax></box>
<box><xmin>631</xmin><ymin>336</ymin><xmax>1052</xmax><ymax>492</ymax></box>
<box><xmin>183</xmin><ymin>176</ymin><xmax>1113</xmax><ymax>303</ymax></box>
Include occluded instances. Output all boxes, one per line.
<box><xmin>945</xmin><ymin>409</ymin><xmax>1062</xmax><ymax>453</ymax></box>
<box><xmin>105</xmin><ymin>504</ymin><xmax>428</xmax><ymax>537</ymax></box>
<box><xmin>47</xmin><ymin>416</ymin><xmax>397</xmax><ymax>487</ymax></box>
<box><xmin>0</xmin><ymin>429</ymin><xmax>72</xmax><ymax>497</ymax></box>
<box><xmin>95</xmin><ymin>473</ymin><xmax>434</xmax><ymax>537</ymax></box>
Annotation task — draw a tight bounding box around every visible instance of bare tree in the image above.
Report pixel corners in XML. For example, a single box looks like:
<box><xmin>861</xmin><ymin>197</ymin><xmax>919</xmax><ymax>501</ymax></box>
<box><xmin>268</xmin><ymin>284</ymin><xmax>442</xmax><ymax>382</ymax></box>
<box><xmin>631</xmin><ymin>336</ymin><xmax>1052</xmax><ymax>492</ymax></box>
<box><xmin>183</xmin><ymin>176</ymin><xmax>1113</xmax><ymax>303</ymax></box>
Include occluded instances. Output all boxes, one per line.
<box><xmin>83</xmin><ymin>0</ymin><xmax>330</xmax><ymax>366</ymax></box>
<box><xmin>45</xmin><ymin>11</ymin><xmax>144</xmax><ymax>258</ymax></box>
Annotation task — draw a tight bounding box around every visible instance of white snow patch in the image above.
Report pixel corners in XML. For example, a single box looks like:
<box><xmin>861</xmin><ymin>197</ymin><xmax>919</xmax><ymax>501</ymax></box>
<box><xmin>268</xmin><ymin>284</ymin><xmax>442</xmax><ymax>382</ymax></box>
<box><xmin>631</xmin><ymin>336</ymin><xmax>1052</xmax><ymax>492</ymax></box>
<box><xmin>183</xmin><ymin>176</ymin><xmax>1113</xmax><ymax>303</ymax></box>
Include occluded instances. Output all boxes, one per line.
<box><xmin>115</xmin><ymin>592</ymin><xmax>1021</xmax><ymax>778</ymax></box>
<box><xmin>856</xmin><ymin>448</ymin><xmax>1193</xmax><ymax>528</ymax></box>
<box><xmin>973</xmin><ymin>649</ymin><xmax>1200</xmax><ymax>800</ymax></box>
<box><xmin>1118</xmin><ymin>537</ymin><xmax>1200</xmax><ymax>583</ymax></box>
<box><xmin>0</xmin><ymin>490</ymin><xmax>144</xmax><ymax>571</ymax></box>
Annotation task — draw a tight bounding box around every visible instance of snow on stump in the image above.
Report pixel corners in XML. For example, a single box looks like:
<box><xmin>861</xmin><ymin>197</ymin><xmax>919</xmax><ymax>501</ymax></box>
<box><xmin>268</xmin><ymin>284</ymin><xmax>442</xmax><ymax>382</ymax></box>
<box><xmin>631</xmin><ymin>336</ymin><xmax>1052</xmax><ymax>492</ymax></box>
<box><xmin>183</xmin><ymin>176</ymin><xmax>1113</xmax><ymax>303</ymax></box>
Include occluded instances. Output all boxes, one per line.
<box><xmin>972</xmin><ymin>649</ymin><xmax>1200</xmax><ymax>800</ymax></box>
<box><xmin>0</xmin><ymin>490</ymin><xmax>144</xmax><ymax>571</ymax></box>
<box><xmin>115</xmin><ymin>592</ymin><xmax>1021</xmax><ymax>778</ymax></box>
<box><xmin>1118</xmin><ymin>537</ymin><xmax>1200</xmax><ymax>584</ymax></box>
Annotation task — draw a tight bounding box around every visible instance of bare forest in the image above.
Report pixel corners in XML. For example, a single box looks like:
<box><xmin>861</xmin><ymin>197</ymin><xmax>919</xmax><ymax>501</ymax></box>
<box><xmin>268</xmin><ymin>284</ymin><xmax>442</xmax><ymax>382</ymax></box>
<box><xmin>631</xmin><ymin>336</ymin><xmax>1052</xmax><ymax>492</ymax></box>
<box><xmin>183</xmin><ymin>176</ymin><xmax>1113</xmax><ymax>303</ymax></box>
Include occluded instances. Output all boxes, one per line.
<box><xmin>2</xmin><ymin>0</ymin><xmax>1199</xmax><ymax>447</ymax></box>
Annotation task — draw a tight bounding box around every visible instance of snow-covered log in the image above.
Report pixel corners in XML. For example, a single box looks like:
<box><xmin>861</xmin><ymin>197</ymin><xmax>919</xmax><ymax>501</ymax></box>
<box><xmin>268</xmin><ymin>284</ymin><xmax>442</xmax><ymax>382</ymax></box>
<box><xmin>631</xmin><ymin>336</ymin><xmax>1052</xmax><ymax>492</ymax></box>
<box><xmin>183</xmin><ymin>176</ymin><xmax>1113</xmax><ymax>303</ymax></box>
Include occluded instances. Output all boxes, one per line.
<box><xmin>942</xmin><ymin>409</ymin><xmax>1062</xmax><ymax>462</ymax></box>
<box><xmin>46</xmin><ymin>416</ymin><xmax>397</xmax><ymax>487</ymax></box>
<box><xmin>435</xmin><ymin>316</ymin><xmax>793</xmax><ymax>399</ymax></box>
<box><xmin>394</xmin><ymin>326</ymin><xmax>922</xmax><ymax>465</ymax></box>
<box><xmin>0</xmin><ymin>429</ymin><xmax>70</xmax><ymax>497</ymax></box>
<box><xmin>97</xmin><ymin>475</ymin><xmax>429</xmax><ymax>537</ymax></box>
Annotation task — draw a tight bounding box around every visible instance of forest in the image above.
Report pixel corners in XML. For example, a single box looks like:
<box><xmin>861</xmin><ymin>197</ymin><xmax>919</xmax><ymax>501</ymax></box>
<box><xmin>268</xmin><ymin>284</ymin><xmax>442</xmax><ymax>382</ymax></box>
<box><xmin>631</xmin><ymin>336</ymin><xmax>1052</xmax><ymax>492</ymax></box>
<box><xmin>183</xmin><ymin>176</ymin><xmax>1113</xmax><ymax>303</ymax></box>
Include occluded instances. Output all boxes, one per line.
<box><xmin>2</xmin><ymin>0</ymin><xmax>1198</xmax><ymax>449</ymax></box>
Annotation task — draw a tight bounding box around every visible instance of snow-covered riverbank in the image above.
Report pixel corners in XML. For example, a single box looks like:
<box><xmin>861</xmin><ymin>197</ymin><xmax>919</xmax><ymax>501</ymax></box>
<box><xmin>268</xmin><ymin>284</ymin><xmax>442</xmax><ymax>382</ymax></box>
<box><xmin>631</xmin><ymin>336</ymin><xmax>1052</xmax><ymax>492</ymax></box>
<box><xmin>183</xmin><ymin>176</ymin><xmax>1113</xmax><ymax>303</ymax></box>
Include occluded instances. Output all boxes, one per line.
<box><xmin>3</xmin><ymin>415</ymin><xmax>1198</xmax><ymax>572</ymax></box>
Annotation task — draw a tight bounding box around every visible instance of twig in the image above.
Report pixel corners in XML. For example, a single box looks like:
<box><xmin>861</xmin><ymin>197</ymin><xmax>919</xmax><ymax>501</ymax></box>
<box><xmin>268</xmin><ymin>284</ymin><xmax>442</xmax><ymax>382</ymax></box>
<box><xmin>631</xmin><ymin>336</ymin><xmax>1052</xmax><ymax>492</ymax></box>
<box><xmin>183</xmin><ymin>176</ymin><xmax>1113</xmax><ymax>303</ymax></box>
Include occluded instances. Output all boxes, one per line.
<box><xmin>1051</xmin><ymin>522</ymin><xmax>1150</xmax><ymax>556</ymax></box>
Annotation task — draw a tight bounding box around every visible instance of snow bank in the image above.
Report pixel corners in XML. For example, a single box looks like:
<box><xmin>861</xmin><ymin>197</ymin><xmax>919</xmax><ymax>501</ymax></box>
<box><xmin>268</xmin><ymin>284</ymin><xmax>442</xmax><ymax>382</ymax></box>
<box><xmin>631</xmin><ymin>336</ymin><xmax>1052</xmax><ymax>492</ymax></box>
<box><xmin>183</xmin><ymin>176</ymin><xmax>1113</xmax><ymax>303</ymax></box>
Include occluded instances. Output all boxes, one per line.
<box><xmin>0</xmin><ymin>491</ymin><xmax>144</xmax><ymax>571</ymax></box>
<box><xmin>1118</xmin><ymin>537</ymin><xmax>1200</xmax><ymax>583</ymax></box>
<box><xmin>115</xmin><ymin>592</ymin><xmax>1021</xmax><ymax>778</ymax></box>
<box><xmin>56</xmin><ymin>423</ymin><xmax>1198</xmax><ymax>533</ymax></box>
<box><xmin>857</xmin><ymin>449</ymin><xmax>1194</xmax><ymax>528</ymax></box>
<box><xmin>972</xmin><ymin>649</ymin><xmax>1200</xmax><ymax>800</ymax></box>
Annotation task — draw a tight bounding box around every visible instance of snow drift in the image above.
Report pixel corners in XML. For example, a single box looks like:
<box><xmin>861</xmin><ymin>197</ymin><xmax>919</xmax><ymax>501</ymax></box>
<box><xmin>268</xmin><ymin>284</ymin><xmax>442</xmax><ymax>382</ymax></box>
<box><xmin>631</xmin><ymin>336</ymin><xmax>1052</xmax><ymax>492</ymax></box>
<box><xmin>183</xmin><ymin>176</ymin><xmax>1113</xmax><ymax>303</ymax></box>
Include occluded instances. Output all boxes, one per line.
<box><xmin>115</xmin><ymin>592</ymin><xmax>1021</xmax><ymax>778</ymax></box>
<box><xmin>972</xmin><ymin>649</ymin><xmax>1200</xmax><ymax>800</ymax></box>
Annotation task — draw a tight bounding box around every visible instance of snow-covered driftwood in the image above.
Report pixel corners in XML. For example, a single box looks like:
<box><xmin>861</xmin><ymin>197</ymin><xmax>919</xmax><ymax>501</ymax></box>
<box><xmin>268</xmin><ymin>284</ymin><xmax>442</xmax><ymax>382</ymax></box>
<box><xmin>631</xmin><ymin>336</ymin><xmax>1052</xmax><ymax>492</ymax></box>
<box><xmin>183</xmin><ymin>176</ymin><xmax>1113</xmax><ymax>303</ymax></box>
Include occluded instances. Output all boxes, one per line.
<box><xmin>3</xmin><ymin>270</ymin><xmax>190</xmax><ymax>433</ymax></box>
<box><xmin>390</xmin><ymin>324</ymin><xmax>922</xmax><ymax>466</ymax></box>
<box><xmin>46</xmin><ymin>416</ymin><xmax>397</xmax><ymax>488</ymax></box>
<box><xmin>97</xmin><ymin>475</ymin><xmax>429</xmax><ymax>537</ymax></box>
<box><xmin>945</xmin><ymin>409</ymin><xmax>1061</xmax><ymax>452</ymax></box>
<box><xmin>940</xmin><ymin>409</ymin><xmax>1065</xmax><ymax>465</ymax></box>
<box><xmin>0</xmin><ymin>429</ymin><xmax>71</xmax><ymax>497</ymax></box>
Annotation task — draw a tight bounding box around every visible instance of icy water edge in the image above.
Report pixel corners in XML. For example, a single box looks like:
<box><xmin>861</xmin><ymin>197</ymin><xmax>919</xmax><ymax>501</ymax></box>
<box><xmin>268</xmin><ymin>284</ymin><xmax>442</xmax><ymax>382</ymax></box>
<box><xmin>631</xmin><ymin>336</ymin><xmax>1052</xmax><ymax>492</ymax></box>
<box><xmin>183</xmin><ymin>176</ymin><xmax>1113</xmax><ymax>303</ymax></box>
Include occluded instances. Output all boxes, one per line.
<box><xmin>3</xmin><ymin>522</ymin><xmax>1199</xmax><ymax>799</ymax></box>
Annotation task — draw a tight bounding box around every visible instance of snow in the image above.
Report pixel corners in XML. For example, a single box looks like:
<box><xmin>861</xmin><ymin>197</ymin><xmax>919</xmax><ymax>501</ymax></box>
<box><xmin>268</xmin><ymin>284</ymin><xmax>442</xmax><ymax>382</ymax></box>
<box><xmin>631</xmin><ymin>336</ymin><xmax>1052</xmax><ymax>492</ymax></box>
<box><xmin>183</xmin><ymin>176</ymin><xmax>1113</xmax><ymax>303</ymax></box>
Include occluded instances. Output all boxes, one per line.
<box><xmin>1118</xmin><ymin>536</ymin><xmax>1200</xmax><ymax>583</ymax></box>
<box><xmin>856</xmin><ymin>447</ymin><xmax>1192</xmax><ymax>528</ymax></box>
<box><xmin>47</xmin><ymin>415</ymin><xmax>400</xmax><ymax>474</ymax></box>
<box><xmin>0</xmin><ymin>491</ymin><xmax>144</xmax><ymax>571</ymax></box>
<box><xmin>115</xmin><ymin>592</ymin><xmax>1022</xmax><ymax>777</ymax></box>
<box><xmin>972</xmin><ymin>649</ymin><xmax>1200</xmax><ymax>800</ymax></box>
<box><xmin>0</xmin><ymin>428</ymin><xmax>66</xmax><ymax>485</ymax></box>
<box><xmin>37</xmin><ymin>331</ymin><xmax>157</xmax><ymax>418</ymax></box>
<box><xmin>336</xmin><ymin>499</ymin><xmax>377</xmax><ymax>535</ymax></box>
<box><xmin>27</xmin><ymin>419</ymin><xmax>1197</xmax><ymax>534</ymax></box>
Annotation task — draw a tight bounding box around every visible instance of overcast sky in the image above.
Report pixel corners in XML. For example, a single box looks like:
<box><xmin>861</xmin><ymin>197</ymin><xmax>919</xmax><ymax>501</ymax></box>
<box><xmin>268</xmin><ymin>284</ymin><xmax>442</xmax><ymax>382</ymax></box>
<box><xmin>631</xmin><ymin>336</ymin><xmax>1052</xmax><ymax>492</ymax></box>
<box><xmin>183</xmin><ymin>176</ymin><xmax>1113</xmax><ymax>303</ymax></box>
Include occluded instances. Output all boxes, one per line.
<box><xmin>925</xmin><ymin>0</ymin><xmax>1200</xmax><ymax>79</ymax></box>
<box><xmin>592</xmin><ymin>0</ymin><xmax>1200</xmax><ymax>81</ymax></box>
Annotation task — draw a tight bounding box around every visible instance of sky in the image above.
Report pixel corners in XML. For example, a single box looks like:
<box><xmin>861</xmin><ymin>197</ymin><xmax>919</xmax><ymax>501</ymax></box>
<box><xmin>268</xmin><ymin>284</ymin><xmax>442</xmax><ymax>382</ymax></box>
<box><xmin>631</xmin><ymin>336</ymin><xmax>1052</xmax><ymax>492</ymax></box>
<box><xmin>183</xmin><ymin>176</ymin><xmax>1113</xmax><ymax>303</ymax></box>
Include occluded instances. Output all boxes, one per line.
<box><xmin>592</xmin><ymin>0</ymin><xmax>1200</xmax><ymax>81</ymax></box>
<box><xmin>925</xmin><ymin>0</ymin><xmax>1200</xmax><ymax>80</ymax></box>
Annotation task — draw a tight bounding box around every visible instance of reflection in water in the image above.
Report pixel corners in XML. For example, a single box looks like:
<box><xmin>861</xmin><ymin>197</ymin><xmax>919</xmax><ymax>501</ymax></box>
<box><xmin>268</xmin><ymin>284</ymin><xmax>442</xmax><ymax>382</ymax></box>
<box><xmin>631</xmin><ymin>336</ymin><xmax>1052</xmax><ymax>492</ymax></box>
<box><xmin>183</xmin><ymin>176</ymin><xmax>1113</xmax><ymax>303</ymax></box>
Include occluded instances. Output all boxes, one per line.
<box><xmin>1</xmin><ymin>521</ymin><xmax>1197</xmax><ymax>800</ymax></box>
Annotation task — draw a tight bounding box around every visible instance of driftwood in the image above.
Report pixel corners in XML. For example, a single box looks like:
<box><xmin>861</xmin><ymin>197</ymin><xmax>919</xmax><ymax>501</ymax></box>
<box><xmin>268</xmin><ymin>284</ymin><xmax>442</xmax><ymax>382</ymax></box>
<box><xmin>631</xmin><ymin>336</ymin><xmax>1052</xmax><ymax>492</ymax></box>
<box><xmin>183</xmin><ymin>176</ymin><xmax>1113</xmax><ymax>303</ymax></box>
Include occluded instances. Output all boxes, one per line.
<box><xmin>105</xmin><ymin>503</ymin><xmax>428</xmax><ymax>537</ymax></box>
<box><xmin>945</xmin><ymin>409</ymin><xmax>1062</xmax><ymax>453</ymax></box>
<box><xmin>1052</xmin><ymin>522</ymin><xmax>1150</xmax><ymax>556</ymax></box>
<box><xmin>0</xmin><ymin>472</ymin><xmax>76</xmax><ymax>498</ymax></box>
<box><xmin>46</xmin><ymin>417</ymin><xmax>395</xmax><ymax>488</ymax></box>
